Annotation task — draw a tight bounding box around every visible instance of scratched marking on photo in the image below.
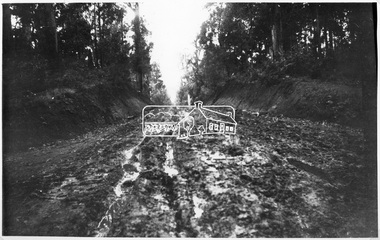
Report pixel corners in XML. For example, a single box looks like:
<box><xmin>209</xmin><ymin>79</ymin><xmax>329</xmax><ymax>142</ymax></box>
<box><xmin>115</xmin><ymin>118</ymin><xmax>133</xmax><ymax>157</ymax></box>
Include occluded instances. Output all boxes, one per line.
<box><xmin>142</xmin><ymin>101</ymin><xmax>237</xmax><ymax>139</ymax></box>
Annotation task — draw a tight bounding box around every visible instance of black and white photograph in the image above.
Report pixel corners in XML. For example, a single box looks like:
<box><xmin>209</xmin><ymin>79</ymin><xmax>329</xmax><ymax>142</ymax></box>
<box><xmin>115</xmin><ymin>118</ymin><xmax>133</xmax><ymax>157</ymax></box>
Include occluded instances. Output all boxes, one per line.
<box><xmin>2</xmin><ymin>1</ymin><xmax>377</xmax><ymax>238</ymax></box>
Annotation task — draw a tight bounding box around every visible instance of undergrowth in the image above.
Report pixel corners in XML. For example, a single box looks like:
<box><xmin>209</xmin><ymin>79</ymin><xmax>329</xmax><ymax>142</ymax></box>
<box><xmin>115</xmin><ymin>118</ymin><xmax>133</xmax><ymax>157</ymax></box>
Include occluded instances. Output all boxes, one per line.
<box><xmin>3</xmin><ymin>53</ymin><xmax>132</xmax><ymax>101</ymax></box>
<box><xmin>227</xmin><ymin>48</ymin><xmax>362</xmax><ymax>89</ymax></box>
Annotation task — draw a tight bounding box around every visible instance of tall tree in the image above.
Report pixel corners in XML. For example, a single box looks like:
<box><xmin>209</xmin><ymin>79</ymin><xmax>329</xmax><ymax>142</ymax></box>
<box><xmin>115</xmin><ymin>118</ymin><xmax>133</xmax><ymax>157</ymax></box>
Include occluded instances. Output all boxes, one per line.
<box><xmin>271</xmin><ymin>3</ymin><xmax>283</xmax><ymax>60</ymax></box>
<box><xmin>350</xmin><ymin>3</ymin><xmax>377</xmax><ymax>171</ymax></box>
<box><xmin>56</xmin><ymin>3</ymin><xmax>91</xmax><ymax>59</ymax></box>
<box><xmin>92</xmin><ymin>3</ymin><xmax>99</xmax><ymax>67</ymax></box>
<box><xmin>131</xmin><ymin>3</ymin><xmax>152</xmax><ymax>94</ymax></box>
<box><xmin>148</xmin><ymin>63</ymin><xmax>171</xmax><ymax>104</ymax></box>
<box><xmin>133</xmin><ymin>3</ymin><xmax>143</xmax><ymax>92</ymax></box>
<box><xmin>11</xmin><ymin>4</ymin><xmax>35</xmax><ymax>52</ymax></box>
<box><xmin>3</xmin><ymin>4</ymin><xmax>12</xmax><ymax>56</ymax></box>
<box><xmin>97</xmin><ymin>3</ymin><xmax>103</xmax><ymax>67</ymax></box>
<box><xmin>44</xmin><ymin>3</ymin><xmax>58</xmax><ymax>59</ymax></box>
<box><xmin>312</xmin><ymin>3</ymin><xmax>321</xmax><ymax>58</ymax></box>
<box><xmin>184</xmin><ymin>2</ymin><xmax>374</xmax><ymax>99</ymax></box>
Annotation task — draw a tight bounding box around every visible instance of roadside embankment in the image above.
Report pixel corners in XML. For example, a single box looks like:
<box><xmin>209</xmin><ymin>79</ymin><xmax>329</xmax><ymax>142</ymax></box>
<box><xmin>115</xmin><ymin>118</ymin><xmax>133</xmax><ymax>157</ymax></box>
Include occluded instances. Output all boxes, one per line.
<box><xmin>3</xmin><ymin>81</ymin><xmax>151</xmax><ymax>153</ymax></box>
<box><xmin>208</xmin><ymin>78</ymin><xmax>362</xmax><ymax>127</ymax></box>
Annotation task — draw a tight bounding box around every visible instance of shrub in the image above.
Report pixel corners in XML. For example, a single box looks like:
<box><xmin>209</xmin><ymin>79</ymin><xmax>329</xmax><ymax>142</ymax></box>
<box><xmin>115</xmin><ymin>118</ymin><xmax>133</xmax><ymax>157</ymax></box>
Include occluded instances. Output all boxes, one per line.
<box><xmin>3</xmin><ymin>53</ymin><xmax>49</xmax><ymax>94</ymax></box>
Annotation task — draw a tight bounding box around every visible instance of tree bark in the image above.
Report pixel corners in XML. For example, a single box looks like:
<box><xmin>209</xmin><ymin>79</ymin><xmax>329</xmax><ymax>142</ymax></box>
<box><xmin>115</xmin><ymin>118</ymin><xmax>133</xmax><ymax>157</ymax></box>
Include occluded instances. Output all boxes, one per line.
<box><xmin>329</xmin><ymin>30</ymin><xmax>333</xmax><ymax>49</ymax></box>
<box><xmin>97</xmin><ymin>3</ymin><xmax>103</xmax><ymax>68</ymax></box>
<box><xmin>323</xmin><ymin>15</ymin><xmax>328</xmax><ymax>57</ymax></box>
<box><xmin>313</xmin><ymin>4</ymin><xmax>321</xmax><ymax>58</ymax></box>
<box><xmin>45</xmin><ymin>3</ymin><xmax>58</xmax><ymax>59</ymax></box>
<box><xmin>271</xmin><ymin>4</ymin><xmax>283</xmax><ymax>60</ymax></box>
<box><xmin>92</xmin><ymin>3</ymin><xmax>99</xmax><ymax>68</ymax></box>
<box><xmin>3</xmin><ymin>4</ymin><xmax>12</xmax><ymax>56</ymax></box>
<box><xmin>134</xmin><ymin>3</ymin><xmax>143</xmax><ymax>93</ymax></box>
<box><xmin>358</xmin><ymin>4</ymin><xmax>377</xmax><ymax>173</ymax></box>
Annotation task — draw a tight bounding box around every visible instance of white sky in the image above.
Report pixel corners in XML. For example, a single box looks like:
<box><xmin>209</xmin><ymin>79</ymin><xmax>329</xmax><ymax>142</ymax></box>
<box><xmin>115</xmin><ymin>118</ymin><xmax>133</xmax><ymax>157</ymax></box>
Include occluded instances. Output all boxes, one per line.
<box><xmin>139</xmin><ymin>1</ymin><xmax>209</xmax><ymax>103</ymax></box>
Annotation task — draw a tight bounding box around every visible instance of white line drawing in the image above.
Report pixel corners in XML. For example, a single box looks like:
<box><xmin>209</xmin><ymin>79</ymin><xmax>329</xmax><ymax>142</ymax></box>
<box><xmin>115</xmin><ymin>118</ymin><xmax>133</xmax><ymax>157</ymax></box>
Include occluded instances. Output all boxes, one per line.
<box><xmin>142</xmin><ymin>101</ymin><xmax>237</xmax><ymax>139</ymax></box>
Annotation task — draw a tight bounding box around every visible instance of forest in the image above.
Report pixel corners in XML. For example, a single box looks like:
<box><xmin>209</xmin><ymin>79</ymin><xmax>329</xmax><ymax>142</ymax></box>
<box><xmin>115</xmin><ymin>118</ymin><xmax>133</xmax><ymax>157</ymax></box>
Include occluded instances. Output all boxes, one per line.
<box><xmin>179</xmin><ymin>3</ymin><xmax>375</xmax><ymax>101</ymax></box>
<box><xmin>178</xmin><ymin>2</ymin><xmax>376</xmax><ymax>171</ymax></box>
<box><xmin>3</xmin><ymin>3</ymin><xmax>171</xmax><ymax>104</ymax></box>
<box><xmin>2</xmin><ymin>2</ymin><xmax>378</xmax><ymax>238</ymax></box>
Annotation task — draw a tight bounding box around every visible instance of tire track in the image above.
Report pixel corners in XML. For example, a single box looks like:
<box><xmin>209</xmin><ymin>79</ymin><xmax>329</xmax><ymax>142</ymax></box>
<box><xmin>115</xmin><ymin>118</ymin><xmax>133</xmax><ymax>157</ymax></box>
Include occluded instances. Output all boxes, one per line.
<box><xmin>94</xmin><ymin>136</ymin><xmax>146</xmax><ymax>237</ymax></box>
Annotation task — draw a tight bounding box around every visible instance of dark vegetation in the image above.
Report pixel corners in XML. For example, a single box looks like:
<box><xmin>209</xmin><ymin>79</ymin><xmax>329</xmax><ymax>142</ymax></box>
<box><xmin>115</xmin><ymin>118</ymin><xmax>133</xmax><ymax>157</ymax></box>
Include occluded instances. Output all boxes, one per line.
<box><xmin>179</xmin><ymin>3</ymin><xmax>375</xmax><ymax>101</ymax></box>
<box><xmin>3</xmin><ymin>3</ymin><xmax>171</xmax><ymax>152</ymax></box>
<box><xmin>177</xmin><ymin>2</ymin><xmax>376</xmax><ymax>172</ymax></box>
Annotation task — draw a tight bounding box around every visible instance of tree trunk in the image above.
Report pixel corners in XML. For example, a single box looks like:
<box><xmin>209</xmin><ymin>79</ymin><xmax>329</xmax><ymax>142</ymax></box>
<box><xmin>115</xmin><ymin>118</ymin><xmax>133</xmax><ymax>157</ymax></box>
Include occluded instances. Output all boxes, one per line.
<box><xmin>3</xmin><ymin>4</ymin><xmax>12</xmax><ymax>57</ymax></box>
<box><xmin>87</xmin><ymin>49</ymin><xmax>94</xmax><ymax>69</ymax></box>
<box><xmin>45</xmin><ymin>3</ymin><xmax>58</xmax><ymax>59</ymax></box>
<box><xmin>134</xmin><ymin>3</ymin><xmax>143</xmax><ymax>93</ymax></box>
<box><xmin>313</xmin><ymin>4</ymin><xmax>321</xmax><ymax>58</ymax></box>
<box><xmin>358</xmin><ymin>4</ymin><xmax>377</xmax><ymax>173</ymax></box>
<box><xmin>323</xmin><ymin>15</ymin><xmax>328</xmax><ymax>57</ymax></box>
<box><xmin>138</xmin><ymin>73</ymin><xmax>143</xmax><ymax>93</ymax></box>
<box><xmin>97</xmin><ymin>3</ymin><xmax>102</xmax><ymax>68</ymax></box>
<box><xmin>271</xmin><ymin>4</ymin><xmax>283</xmax><ymax>60</ymax></box>
<box><xmin>328</xmin><ymin>29</ymin><xmax>333</xmax><ymax>51</ymax></box>
<box><xmin>93</xmin><ymin>3</ymin><xmax>99</xmax><ymax>68</ymax></box>
<box><xmin>120</xmin><ymin>12</ymin><xmax>124</xmax><ymax>48</ymax></box>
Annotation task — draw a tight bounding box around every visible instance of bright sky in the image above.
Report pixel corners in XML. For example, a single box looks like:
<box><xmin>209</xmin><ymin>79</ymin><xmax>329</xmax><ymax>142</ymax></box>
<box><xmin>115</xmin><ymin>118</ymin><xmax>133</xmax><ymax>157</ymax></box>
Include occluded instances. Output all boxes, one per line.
<box><xmin>139</xmin><ymin>1</ymin><xmax>209</xmax><ymax>103</ymax></box>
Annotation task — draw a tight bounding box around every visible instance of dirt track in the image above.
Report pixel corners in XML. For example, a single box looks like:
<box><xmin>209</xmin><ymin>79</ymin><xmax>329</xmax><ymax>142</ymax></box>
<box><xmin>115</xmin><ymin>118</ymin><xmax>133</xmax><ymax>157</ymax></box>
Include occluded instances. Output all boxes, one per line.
<box><xmin>3</xmin><ymin>113</ymin><xmax>377</xmax><ymax>237</ymax></box>
<box><xmin>3</xmin><ymin>118</ymin><xmax>142</xmax><ymax>236</ymax></box>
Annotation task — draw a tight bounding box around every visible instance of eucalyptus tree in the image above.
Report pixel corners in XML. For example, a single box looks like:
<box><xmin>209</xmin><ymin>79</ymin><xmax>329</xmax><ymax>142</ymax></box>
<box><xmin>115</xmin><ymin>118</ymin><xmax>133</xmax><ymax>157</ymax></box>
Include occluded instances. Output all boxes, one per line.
<box><xmin>130</xmin><ymin>3</ymin><xmax>152</xmax><ymax>93</ymax></box>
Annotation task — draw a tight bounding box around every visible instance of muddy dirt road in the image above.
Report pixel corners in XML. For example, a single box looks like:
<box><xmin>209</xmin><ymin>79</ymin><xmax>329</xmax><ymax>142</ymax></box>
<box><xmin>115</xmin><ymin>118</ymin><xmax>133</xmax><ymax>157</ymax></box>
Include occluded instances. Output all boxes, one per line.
<box><xmin>3</xmin><ymin>114</ymin><xmax>377</xmax><ymax>237</ymax></box>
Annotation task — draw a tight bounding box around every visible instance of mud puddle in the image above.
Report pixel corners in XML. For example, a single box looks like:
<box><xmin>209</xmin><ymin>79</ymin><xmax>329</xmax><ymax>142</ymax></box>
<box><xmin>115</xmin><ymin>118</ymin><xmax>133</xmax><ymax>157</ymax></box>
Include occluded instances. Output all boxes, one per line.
<box><xmin>95</xmin><ymin>136</ymin><xmax>212</xmax><ymax>237</ymax></box>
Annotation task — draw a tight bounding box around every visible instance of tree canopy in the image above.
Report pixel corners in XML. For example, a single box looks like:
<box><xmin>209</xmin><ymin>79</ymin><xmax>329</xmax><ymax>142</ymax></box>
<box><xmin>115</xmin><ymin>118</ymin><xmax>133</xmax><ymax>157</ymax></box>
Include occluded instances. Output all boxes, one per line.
<box><xmin>178</xmin><ymin>2</ymin><xmax>376</xmax><ymax>171</ymax></box>
<box><xmin>3</xmin><ymin>3</ymin><xmax>170</xmax><ymax>103</ymax></box>
<box><xmin>180</xmin><ymin>3</ymin><xmax>376</xmax><ymax>102</ymax></box>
